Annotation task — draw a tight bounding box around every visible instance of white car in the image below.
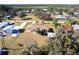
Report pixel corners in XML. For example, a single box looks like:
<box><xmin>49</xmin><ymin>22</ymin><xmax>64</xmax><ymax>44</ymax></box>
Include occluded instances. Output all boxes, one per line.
<box><xmin>47</xmin><ymin>32</ymin><xmax>56</xmax><ymax>38</ymax></box>
<box><xmin>47</xmin><ymin>28</ymin><xmax>56</xmax><ymax>39</ymax></box>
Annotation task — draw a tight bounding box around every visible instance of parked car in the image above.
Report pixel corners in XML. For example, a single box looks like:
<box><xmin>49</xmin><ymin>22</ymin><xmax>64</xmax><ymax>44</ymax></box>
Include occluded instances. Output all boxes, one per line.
<box><xmin>36</xmin><ymin>28</ymin><xmax>47</xmax><ymax>36</ymax></box>
<box><xmin>47</xmin><ymin>28</ymin><xmax>56</xmax><ymax>39</ymax></box>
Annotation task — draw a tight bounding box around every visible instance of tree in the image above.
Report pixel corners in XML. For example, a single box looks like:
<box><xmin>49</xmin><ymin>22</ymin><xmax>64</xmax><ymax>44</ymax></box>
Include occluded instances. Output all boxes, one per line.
<box><xmin>0</xmin><ymin>5</ymin><xmax>13</xmax><ymax>11</ymax></box>
<box><xmin>65</xmin><ymin>20</ymin><xmax>73</xmax><ymax>25</ymax></box>
<box><xmin>53</xmin><ymin>19</ymin><xmax>58</xmax><ymax>28</ymax></box>
<box><xmin>33</xmin><ymin>9</ymin><xmax>42</xmax><ymax>17</ymax></box>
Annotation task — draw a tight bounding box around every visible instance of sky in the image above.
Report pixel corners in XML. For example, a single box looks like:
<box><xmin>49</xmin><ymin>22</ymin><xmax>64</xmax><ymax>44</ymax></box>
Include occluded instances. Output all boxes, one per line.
<box><xmin>0</xmin><ymin>0</ymin><xmax>79</xmax><ymax>4</ymax></box>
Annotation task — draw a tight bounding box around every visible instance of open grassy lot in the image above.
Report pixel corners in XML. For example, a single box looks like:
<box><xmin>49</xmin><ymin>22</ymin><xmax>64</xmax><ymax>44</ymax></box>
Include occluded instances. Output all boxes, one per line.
<box><xmin>0</xmin><ymin>21</ymin><xmax>54</xmax><ymax>49</ymax></box>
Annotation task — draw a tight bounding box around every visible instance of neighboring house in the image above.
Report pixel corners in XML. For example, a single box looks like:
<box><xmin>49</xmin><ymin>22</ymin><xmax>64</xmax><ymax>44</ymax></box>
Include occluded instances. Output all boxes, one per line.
<box><xmin>55</xmin><ymin>15</ymin><xmax>67</xmax><ymax>20</ymax></box>
<box><xmin>41</xmin><ymin>13</ymin><xmax>51</xmax><ymax>20</ymax></box>
<box><xmin>16</xmin><ymin>11</ymin><xmax>26</xmax><ymax>17</ymax></box>
<box><xmin>4</xmin><ymin>15</ymin><xmax>11</xmax><ymax>19</ymax></box>
<box><xmin>54</xmin><ymin>11</ymin><xmax>60</xmax><ymax>15</ymax></box>
<box><xmin>22</xmin><ymin>10</ymin><xmax>30</xmax><ymax>13</ymax></box>
<box><xmin>56</xmin><ymin>15</ymin><xmax>69</xmax><ymax>24</ymax></box>
<box><xmin>72</xmin><ymin>24</ymin><xmax>79</xmax><ymax>31</ymax></box>
<box><xmin>74</xmin><ymin>12</ymin><xmax>79</xmax><ymax>16</ymax></box>
<box><xmin>17</xmin><ymin>10</ymin><xmax>30</xmax><ymax>17</ymax></box>
<box><xmin>42</xmin><ymin>9</ymin><xmax>48</xmax><ymax>12</ymax></box>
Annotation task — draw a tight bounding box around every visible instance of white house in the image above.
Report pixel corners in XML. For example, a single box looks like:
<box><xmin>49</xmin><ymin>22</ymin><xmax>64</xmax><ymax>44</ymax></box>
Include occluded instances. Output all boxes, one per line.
<box><xmin>55</xmin><ymin>15</ymin><xmax>67</xmax><ymax>19</ymax></box>
<box><xmin>55</xmin><ymin>11</ymin><xmax>60</xmax><ymax>15</ymax></box>
<box><xmin>74</xmin><ymin>12</ymin><xmax>79</xmax><ymax>16</ymax></box>
<box><xmin>72</xmin><ymin>24</ymin><xmax>79</xmax><ymax>31</ymax></box>
<box><xmin>42</xmin><ymin>9</ymin><xmax>48</xmax><ymax>12</ymax></box>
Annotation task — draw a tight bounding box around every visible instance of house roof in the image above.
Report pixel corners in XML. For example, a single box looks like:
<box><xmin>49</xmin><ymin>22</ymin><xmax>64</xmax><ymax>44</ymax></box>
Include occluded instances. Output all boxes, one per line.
<box><xmin>0</xmin><ymin>22</ymin><xmax>9</xmax><ymax>26</ymax></box>
<box><xmin>74</xmin><ymin>12</ymin><xmax>79</xmax><ymax>15</ymax></box>
<box><xmin>42</xmin><ymin>9</ymin><xmax>48</xmax><ymax>11</ymax></box>
<box><xmin>4</xmin><ymin>15</ymin><xmax>11</xmax><ymax>18</ymax></box>
<box><xmin>56</xmin><ymin>15</ymin><xmax>67</xmax><ymax>19</ymax></box>
<box><xmin>0</xmin><ymin>22</ymin><xmax>9</xmax><ymax>29</ymax></box>
<box><xmin>13</xmin><ymin>26</ymin><xmax>20</xmax><ymax>30</ymax></box>
<box><xmin>2</xmin><ymin>25</ymin><xmax>15</xmax><ymax>30</ymax></box>
<box><xmin>72</xmin><ymin>24</ymin><xmax>79</xmax><ymax>30</ymax></box>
